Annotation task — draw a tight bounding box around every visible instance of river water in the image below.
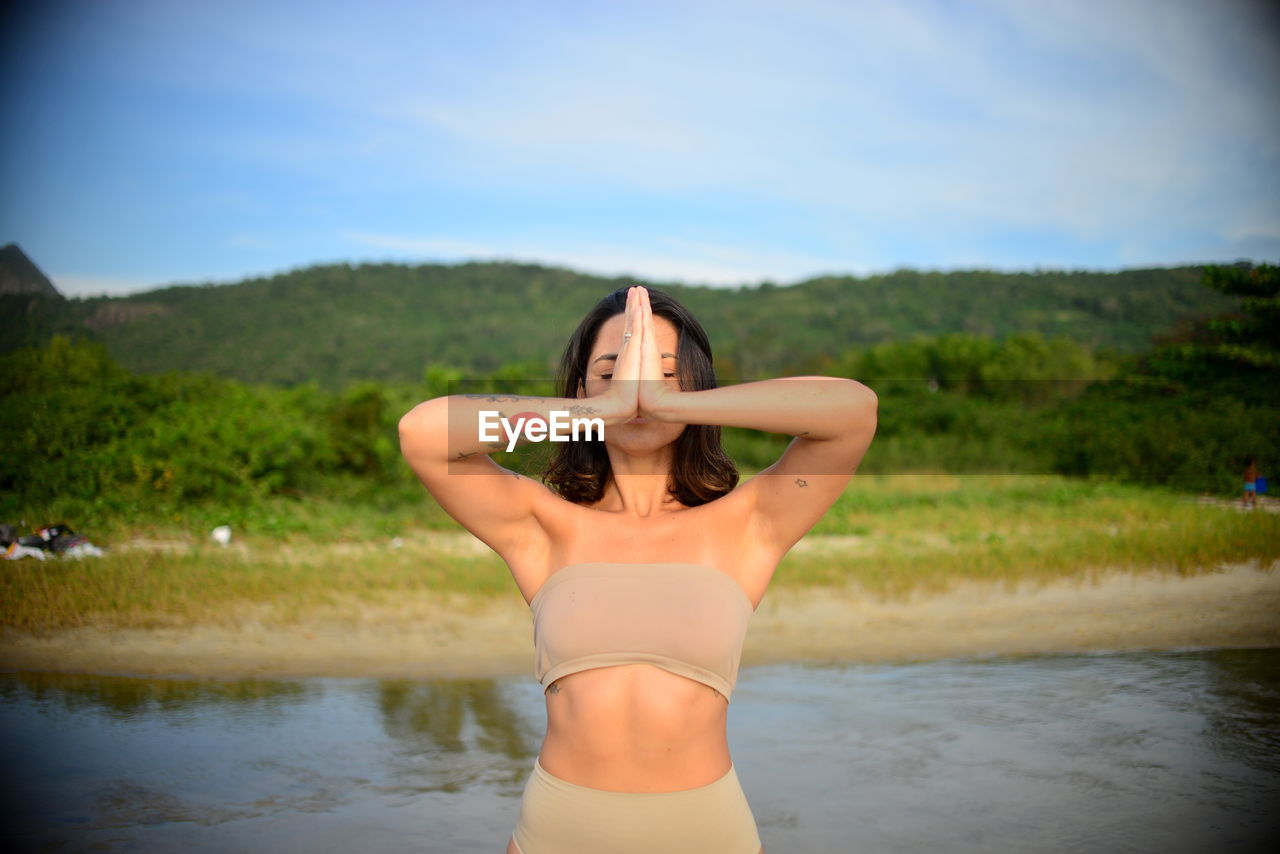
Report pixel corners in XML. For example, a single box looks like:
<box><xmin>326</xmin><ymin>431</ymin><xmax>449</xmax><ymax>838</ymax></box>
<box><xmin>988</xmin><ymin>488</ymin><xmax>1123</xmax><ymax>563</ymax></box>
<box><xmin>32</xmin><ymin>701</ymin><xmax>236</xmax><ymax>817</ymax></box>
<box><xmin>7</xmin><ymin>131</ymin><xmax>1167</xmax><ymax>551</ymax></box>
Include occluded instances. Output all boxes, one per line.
<box><xmin>3</xmin><ymin>648</ymin><xmax>1277</xmax><ymax>853</ymax></box>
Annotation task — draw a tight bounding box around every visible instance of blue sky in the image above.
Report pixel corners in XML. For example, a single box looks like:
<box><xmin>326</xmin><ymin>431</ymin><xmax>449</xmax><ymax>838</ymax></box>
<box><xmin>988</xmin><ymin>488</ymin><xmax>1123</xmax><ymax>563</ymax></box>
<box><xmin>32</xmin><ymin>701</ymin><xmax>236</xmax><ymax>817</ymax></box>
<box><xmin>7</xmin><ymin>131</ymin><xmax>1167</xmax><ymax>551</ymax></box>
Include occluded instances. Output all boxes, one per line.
<box><xmin>2</xmin><ymin>0</ymin><xmax>1277</xmax><ymax>297</ymax></box>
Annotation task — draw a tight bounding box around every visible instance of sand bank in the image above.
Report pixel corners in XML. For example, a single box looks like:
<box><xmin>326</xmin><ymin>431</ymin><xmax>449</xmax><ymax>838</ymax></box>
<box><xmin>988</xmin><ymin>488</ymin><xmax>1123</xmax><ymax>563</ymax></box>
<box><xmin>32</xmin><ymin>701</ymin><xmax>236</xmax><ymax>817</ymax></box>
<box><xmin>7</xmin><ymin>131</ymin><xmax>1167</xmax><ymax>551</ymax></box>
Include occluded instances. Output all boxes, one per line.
<box><xmin>2</xmin><ymin>561</ymin><xmax>1277</xmax><ymax>681</ymax></box>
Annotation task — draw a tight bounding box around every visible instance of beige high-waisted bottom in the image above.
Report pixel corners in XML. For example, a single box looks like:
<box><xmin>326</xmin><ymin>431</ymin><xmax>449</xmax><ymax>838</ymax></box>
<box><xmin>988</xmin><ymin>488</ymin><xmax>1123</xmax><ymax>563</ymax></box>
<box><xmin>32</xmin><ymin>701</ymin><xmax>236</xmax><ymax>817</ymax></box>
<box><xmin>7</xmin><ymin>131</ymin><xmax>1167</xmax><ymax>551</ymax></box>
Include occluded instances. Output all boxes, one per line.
<box><xmin>511</xmin><ymin>757</ymin><xmax>762</xmax><ymax>854</ymax></box>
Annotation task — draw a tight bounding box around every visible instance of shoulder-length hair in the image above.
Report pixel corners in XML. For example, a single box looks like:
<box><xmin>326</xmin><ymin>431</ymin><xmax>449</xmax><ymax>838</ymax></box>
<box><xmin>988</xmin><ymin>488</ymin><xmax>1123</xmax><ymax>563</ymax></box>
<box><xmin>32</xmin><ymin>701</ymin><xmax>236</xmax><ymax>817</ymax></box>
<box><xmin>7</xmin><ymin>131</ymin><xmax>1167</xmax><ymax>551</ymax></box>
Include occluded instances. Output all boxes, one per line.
<box><xmin>544</xmin><ymin>284</ymin><xmax>738</xmax><ymax>506</ymax></box>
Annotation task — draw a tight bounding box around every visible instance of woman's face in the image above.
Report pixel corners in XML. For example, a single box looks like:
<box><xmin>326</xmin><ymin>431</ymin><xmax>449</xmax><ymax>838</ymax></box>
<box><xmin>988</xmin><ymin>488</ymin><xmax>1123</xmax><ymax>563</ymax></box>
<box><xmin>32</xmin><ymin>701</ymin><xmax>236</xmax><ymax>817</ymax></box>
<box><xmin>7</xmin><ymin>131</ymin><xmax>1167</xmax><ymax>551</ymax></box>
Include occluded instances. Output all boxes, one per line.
<box><xmin>578</xmin><ymin>310</ymin><xmax>686</xmax><ymax>449</ymax></box>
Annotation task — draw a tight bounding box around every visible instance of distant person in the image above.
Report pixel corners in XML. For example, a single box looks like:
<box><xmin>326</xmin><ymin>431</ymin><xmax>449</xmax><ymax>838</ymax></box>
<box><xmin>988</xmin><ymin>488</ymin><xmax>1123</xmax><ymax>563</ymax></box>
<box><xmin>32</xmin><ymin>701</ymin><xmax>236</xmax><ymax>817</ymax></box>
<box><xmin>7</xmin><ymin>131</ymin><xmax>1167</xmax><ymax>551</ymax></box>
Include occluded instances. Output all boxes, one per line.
<box><xmin>1243</xmin><ymin>457</ymin><xmax>1259</xmax><ymax>509</ymax></box>
<box><xmin>399</xmin><ymin>285</ymin><xmax>878</xmax><ymax>853</ymax></box>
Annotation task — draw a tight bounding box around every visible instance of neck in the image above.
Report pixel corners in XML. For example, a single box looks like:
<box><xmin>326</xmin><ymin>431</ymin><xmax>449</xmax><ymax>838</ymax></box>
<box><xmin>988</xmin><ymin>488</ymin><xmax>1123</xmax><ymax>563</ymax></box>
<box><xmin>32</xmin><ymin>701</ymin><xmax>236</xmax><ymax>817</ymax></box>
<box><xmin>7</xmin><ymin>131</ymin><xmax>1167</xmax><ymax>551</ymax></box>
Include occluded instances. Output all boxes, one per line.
<box><xmin>598</xmin><ymin>447</ymin><xmax>682</xmax><ymax>517</ymax></box>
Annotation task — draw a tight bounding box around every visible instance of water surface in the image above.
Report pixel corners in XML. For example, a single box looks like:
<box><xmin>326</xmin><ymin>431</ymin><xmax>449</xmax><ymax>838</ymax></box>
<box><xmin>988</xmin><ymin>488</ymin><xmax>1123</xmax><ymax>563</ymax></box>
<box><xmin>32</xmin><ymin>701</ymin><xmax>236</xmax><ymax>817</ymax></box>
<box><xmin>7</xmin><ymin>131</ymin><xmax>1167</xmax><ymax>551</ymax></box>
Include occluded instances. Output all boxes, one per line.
<box><xmin>3</xmin><ymin>648</ymin><xmax>1277</xmax><ymax>852</ymax></box>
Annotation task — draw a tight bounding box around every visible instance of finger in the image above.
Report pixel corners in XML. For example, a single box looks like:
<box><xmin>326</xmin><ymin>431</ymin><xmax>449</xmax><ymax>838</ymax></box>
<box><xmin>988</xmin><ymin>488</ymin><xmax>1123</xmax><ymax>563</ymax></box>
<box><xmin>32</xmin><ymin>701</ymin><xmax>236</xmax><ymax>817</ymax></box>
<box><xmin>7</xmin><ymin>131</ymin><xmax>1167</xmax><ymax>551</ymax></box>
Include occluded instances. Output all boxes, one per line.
<box><xmin>617</xmin><ymin>290</ymin><xmax>641</xmax><ymax>382</ymax></box>
<box><xmin>629</xmin><ymin>288</ymin><xmax>643</xmax><ymax>349</ymax></box>
<box><xmin>623</xmin><ymin>288</ymin><xmax>635</xmax><ymax>341</ymax></box>
<box><xmin>641</xmin><ymin>291</ymin><xmax>655</xmax><ymax>349</ymax></box>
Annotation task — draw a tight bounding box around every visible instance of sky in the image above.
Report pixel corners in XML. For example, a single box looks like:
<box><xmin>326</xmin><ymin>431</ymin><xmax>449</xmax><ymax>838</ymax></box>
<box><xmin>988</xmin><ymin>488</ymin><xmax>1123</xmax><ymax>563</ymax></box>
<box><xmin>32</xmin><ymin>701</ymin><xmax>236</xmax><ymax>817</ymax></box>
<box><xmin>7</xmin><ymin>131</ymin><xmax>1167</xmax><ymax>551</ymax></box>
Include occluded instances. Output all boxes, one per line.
<box><xmin>1</xmin><ymin>0</ymin><xmax>1277</xmax><ymax>297</ymax></box>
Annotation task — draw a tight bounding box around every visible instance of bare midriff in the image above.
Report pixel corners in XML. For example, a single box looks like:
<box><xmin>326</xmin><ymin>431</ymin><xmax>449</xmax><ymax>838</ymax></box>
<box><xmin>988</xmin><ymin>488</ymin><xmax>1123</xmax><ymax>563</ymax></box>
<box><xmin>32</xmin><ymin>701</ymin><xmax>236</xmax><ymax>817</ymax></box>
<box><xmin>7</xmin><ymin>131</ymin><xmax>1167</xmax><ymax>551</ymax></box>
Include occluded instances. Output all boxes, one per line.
<box><xmin>537</xmin><ymin>663</ymin><xmax>733</xmax><ymax>793</ymax></box>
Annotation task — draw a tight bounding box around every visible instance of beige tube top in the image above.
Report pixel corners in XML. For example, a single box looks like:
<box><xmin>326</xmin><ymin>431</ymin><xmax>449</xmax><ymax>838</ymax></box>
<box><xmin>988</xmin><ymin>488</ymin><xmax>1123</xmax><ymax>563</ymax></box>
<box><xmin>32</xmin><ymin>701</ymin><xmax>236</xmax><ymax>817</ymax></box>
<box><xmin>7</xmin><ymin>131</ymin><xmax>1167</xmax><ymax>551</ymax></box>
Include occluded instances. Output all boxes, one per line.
<box><xmin>530</xmin><ymin>561</ymin><xmax>755</xmax><ymax>702</ymax></box>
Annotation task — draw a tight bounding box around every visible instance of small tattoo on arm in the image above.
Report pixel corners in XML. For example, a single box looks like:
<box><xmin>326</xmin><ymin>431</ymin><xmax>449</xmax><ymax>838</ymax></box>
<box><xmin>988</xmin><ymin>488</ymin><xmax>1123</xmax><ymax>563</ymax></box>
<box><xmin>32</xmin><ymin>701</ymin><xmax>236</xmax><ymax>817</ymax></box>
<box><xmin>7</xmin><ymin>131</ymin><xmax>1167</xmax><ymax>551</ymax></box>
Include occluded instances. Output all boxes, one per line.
<box><xmin>454</xmin><ymin>450</ymin><xmax>479</xmax><ymax>460</ymax></box>
<box><xmin>795</xmin><ymin>478</ymin><xmax>808</xmax><ymax>488</ymax></box>
<box><xmin>546</xmin><ymin>683</ymin><xmax>561</xmax><ymax>695</ymax></box>
<box><xmin>461</xmin><ymin>394</ymin><xmax>544</xmax><ymax>402</ymax></box>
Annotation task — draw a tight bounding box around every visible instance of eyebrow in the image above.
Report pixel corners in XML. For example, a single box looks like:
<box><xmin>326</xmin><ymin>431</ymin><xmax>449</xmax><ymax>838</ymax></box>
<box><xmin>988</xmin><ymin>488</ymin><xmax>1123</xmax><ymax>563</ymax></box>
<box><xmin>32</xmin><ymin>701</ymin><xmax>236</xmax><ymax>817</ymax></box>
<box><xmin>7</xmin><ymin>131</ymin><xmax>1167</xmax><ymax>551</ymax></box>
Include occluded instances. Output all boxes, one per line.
<box><xmin>592</xmin><ymin>352</ymin><xmax>678</xmax><ymax>365</ymax></box>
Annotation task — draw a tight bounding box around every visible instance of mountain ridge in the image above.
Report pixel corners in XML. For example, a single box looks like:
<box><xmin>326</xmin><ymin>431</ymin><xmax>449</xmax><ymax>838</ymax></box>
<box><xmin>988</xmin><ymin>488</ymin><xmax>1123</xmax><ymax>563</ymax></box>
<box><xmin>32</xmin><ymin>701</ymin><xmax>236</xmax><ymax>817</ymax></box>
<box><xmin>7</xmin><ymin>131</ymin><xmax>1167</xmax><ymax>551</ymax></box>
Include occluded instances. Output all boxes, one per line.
<box><xmin>1</xmin><ymin>257</ymin><xmax>1242</xmax><ymax>388</ymax></box>
<box><xmin>0</xmin><ymin>243</ymin><xmax>62</xmax><ymax>298</ymax></box>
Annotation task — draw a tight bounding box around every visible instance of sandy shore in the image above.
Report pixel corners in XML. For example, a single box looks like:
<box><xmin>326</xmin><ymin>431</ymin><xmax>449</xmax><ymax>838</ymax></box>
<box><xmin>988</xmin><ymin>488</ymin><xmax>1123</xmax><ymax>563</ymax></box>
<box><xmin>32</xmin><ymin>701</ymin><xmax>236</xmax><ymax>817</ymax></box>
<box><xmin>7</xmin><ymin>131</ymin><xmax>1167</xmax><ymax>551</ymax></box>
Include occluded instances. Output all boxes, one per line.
<box><xmin>2</xmin><ymin>560</ymin><xmax>1277</xmax><ymax>681</ymax></box>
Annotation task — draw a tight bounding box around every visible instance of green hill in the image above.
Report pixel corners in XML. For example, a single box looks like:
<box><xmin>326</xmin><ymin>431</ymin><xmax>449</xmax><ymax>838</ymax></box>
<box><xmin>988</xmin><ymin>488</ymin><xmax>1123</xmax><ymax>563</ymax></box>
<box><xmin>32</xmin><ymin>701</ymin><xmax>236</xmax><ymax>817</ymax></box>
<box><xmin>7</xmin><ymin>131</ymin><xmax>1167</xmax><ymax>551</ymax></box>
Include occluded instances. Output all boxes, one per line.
<box><xmin>2</xmin><ymin>260</ymin><xmax>1240</xmax><ymax>387</ymax></box>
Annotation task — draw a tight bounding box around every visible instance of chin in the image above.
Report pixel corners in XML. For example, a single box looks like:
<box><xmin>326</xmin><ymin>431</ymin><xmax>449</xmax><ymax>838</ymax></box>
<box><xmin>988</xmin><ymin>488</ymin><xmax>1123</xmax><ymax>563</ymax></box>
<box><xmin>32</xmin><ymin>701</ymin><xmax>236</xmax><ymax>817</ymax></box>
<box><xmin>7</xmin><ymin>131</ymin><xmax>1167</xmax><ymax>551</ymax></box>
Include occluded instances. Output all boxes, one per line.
<box><xmin>606</xmin><ymin>431</ymin><xmax>670</xmax><ymax>448</ymax></box>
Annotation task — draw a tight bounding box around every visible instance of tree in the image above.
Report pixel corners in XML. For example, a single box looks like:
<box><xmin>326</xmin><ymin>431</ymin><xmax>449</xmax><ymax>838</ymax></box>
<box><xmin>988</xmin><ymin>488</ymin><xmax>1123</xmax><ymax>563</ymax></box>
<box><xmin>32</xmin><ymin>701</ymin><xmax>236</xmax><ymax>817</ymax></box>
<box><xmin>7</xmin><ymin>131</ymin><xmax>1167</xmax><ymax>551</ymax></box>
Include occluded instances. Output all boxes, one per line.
<box><xmin>1143</xmin><ymin>263</ymin><xmax>1278</xmax><ymax>402</ymax></box>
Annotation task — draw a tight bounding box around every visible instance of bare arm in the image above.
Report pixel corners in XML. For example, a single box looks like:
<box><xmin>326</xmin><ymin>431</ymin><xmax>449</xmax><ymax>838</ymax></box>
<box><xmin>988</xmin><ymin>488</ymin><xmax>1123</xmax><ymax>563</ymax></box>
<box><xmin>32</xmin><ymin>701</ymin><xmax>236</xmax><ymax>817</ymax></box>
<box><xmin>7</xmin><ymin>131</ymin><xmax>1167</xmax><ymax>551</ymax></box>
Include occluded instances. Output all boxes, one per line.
<box><xmin>650</xmin><ymin>374</ymin><xmax>878</xmax><ymax>556</ymax></box>
<box><xmin>398</xmin><ymin>287</ymin><xmax>652</xmax><ymax>558</ymax></box>
<box><xmin>404</xmin><ymin>392</ymin><xmax>625</xmax><ymax>464</ymax></box>
<box><xmin>646</xmin><ymin>374</ymin><xmax>876</xmax><ymax>443</ymax></box>
<box><xmin>398</xmin><ymin>392</ymin><xmax>633</xmax><ymax>559</ymax></box>
<box><xmin>625</xmin><ymin>285</ymin><xmax>877</xmax><ymax>554</ymax></box>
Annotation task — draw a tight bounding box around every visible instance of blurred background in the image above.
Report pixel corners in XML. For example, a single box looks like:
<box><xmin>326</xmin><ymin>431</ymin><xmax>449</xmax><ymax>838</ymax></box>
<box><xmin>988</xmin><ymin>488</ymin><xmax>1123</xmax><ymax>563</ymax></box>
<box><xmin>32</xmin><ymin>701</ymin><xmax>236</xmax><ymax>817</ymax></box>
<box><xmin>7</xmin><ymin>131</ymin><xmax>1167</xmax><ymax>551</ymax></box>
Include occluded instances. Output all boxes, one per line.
<box><xmin>3</xmin><ymin>6</ymin><xmax>1279</xmax><ymax>852</ymax></box>
<box><xmin>0</xmin><ymin>0</ymin><xmax>1276</xmax><ymax>536</ymax></box>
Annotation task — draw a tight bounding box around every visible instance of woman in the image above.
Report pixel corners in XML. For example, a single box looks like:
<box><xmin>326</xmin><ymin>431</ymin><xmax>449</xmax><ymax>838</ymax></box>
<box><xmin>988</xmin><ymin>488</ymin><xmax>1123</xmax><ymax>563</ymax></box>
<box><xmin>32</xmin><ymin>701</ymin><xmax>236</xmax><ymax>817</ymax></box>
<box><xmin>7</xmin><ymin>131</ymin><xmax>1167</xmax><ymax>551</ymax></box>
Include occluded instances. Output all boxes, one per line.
<box><xmin>399</xmin><ymin>285</ymin><xmax>877</xmax><ymax>853</ymax></box>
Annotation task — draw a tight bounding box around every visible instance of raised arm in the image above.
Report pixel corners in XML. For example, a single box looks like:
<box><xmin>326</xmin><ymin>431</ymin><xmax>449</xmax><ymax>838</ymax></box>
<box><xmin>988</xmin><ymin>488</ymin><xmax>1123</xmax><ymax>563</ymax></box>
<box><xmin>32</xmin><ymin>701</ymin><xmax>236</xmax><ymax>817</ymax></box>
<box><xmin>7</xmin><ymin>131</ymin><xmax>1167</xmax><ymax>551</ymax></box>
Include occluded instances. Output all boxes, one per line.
<box><xmin>626</xmin><ymin>285</ymin><xmax>877</xmax><ymax>554</ymax></box>
<box><xmin>398</xmin><ymin>391</ymin><xmax>629</xmax><ymax>558</ymax></box>
<box><xmin>647</xmin><ymin>374</ymin><xmax>877</xmax><ymax>555</ymax></box>
<box><xmin>399</xmin><ymin>288</ymin><xmax>652</xmax><ymax>558</ymax></box>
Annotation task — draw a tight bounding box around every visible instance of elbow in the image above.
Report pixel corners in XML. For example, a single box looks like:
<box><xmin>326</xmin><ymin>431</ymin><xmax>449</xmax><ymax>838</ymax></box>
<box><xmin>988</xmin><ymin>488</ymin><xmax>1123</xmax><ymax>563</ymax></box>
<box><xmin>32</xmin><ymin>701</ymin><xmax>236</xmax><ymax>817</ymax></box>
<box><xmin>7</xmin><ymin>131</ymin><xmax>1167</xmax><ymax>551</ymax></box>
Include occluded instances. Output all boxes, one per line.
<box><xmin>400</xmin><ymin>398</ymin><xmax>444</xmax><ymax>429</ymax></box>
<box><xmin>397</xmin><ymin>413</ymin><xmax>418</xmax><ymax>460</ymax></box>
<box><xmin>397</xmin><ymin>407</ymin><xmax>422</xmax><ymax>442</ymax></box>
<box><xmin>859</xmin><ymin>381</ymin><xmax>878</xmax><ymax>408</ymax></box>
<box><xmin>847</xmin><ymin>379</ymin><xmax>877</xmax><ymax>413</ymax></box>
<box><xmin>398</xmin><ymin>399</ymin><xmax>444</xmax><ymax>456</ymax></box>
<box><xmin>848</xmin><ymin>382</ymin><xmax>877</xmax><ymax>431</ymax></box>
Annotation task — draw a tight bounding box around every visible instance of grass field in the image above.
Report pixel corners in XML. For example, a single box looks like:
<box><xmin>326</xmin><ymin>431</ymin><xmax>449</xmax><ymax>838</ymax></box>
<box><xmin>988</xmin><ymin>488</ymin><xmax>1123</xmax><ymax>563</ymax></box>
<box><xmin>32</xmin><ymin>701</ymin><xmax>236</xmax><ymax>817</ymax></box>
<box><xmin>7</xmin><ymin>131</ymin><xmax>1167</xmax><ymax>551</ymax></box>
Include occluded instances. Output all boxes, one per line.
<box><xmin>3</xmin><ymin>474</ymin><xmax>1276</xmax><ymax>631</ymax></box>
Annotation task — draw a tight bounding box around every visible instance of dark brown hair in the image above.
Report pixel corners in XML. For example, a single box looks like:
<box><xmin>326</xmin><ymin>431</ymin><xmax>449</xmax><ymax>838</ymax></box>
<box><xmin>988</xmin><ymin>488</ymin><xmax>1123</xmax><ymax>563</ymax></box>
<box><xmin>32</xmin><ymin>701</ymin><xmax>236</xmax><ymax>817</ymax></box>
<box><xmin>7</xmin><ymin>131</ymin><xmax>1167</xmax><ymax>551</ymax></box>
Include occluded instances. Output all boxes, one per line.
<box><xmin>544</xmin><ymin>284</ymin><xmax>738</xmax><ymax>506</ymax></box>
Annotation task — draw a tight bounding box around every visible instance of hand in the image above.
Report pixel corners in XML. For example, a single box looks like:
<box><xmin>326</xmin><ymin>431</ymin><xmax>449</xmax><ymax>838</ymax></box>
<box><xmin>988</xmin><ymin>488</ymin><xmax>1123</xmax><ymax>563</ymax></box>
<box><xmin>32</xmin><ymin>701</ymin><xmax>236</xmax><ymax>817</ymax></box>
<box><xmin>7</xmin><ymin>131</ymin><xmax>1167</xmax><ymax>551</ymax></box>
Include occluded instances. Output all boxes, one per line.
<box><xmin>589</xmin><ymin>287</ymin><xmax>643</xmax><ymax>423</ymax></box>
<box><xmin>636</xmin><ymin>286</ymin><xmax>682</xmax><ymax>420</ymax></box>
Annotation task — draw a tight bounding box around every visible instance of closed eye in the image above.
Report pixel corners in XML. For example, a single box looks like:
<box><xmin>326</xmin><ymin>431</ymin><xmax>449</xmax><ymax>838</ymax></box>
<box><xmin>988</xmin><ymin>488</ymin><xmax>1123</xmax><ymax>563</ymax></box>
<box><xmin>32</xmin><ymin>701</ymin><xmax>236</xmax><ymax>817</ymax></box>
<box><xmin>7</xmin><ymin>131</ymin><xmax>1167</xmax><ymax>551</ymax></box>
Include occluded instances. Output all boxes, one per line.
<box><xmin>601</xmin><ymin>373</ymin><xmax>676</xmax><ymax>379</ymax></box>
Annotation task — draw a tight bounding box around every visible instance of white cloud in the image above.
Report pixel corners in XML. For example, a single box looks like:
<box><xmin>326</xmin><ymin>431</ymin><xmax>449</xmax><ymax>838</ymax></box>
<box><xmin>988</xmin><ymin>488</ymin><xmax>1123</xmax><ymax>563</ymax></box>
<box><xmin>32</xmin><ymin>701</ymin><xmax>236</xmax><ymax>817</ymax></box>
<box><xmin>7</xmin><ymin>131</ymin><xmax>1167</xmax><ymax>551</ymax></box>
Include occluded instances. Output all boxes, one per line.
<box><xmin>13</xmin><ymin>0</ymin><xmax>1280</xmax><ymax>282</ymax></box>
<box><xmin>51</xmin><ymin>274</ymin><xmax>164</xmax><ymax>298</ymax></box>
<box><xmin>130</xmin><ymin>0</ymin><xmax>1280</xmax><ymax>236</ymax></box>
<box><xmin>341</xmin><ymin>229</ymin><xmax>858</xmax><ymax>286</ymax></box>
<box><xmin>333</xmin><ymin>0</ymin><xmax>1275</xmax><ymax>252</ymax></box>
